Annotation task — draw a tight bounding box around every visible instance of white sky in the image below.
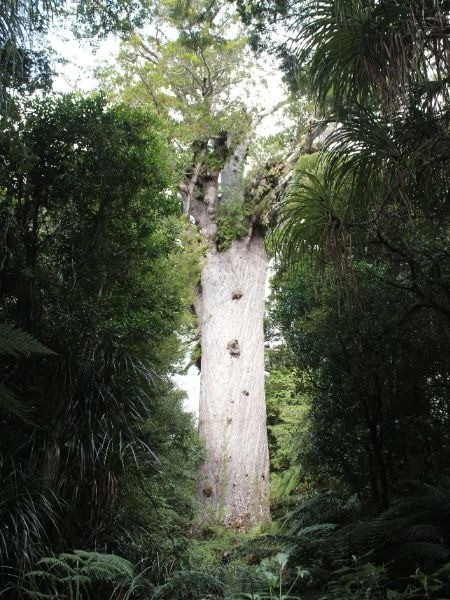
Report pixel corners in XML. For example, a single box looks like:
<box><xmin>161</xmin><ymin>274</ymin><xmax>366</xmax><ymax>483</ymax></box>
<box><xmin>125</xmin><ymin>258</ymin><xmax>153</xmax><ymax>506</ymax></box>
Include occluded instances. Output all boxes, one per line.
<box><xmin>49</xmin><ymin>27</ymin><xmax>119</xmax><ymax>93</ymax></box>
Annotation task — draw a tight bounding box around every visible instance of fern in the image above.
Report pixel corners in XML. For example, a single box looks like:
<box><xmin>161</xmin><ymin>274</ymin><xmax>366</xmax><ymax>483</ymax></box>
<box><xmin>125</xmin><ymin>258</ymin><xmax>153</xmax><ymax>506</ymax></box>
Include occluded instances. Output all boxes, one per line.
<box><xmin>239</xmin><ymin>483</ymin><xmax>450</xmax><ymax>598</ymax></box>
<box><xmin>0</xmin><ymin>382</ymin><xmax>33</xmax><ymax>422</ymax></box>
<box><xmin>20</xmin><ymin>550</ymin><xmax>139</xmax><ymax>600</ymax></box>
<box><xmin>284</xmin><ymin>491</ymin><xmax>361</xmax><ymax>533</ymax></box>
<box><xmin>0</xmin><ymin>323</ymin><xmax>56</xmax><ymax>357</ymax></box>
<box><xmin>152</xmin><ymin>569</ymin><xmax>226</xmax><ymax>599</ymax></box>
<box><xmin>0</xmin><ymin>323</ymin><xmax>56</xmax><ymax>421</ymax></box>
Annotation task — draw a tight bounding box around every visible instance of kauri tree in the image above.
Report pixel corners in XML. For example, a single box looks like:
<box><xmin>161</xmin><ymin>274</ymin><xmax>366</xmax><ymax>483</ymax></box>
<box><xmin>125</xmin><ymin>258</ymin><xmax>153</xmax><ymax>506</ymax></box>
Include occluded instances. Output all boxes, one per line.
<box><xmin>103</xmin><ymin>0</ymin><xmax>302</xmax><ymax>528</ymax></box>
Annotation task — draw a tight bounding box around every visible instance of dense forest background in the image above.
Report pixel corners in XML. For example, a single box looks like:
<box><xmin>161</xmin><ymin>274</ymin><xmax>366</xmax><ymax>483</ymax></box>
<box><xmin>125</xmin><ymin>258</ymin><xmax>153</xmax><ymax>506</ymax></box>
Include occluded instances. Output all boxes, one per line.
<box><xmin>1</xmin><ymin>1</ymin><xmax>449</xmax><ymax>598</ymax></box>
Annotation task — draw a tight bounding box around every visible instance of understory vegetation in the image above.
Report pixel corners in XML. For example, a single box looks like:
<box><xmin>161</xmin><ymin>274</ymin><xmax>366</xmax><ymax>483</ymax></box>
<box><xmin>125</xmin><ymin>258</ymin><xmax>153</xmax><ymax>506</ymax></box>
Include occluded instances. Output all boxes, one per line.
<box><xmin>1</xmin><ymin>0</ymin><xmax>449</xmax><ymax>598</ymax></box>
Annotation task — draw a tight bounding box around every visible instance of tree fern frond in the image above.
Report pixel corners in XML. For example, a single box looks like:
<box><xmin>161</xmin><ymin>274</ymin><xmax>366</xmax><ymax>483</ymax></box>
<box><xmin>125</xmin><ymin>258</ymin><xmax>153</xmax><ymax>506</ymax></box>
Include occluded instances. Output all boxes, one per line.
<box><xmin>21</xmin><ymin>551</ymin><xmax>138</xmax><ymax>599</ymax></box>
<box><xmin>74</xmin><ymin>550</ymin><xmax>135</xmax><ymax>580</ymax></box>
<box><xmin>19</xmin><ymin>587</ymin><xmax>57</xmax><ymax>600</ymax></box>
<box><xmin>384</xmin><ymin>541</ymin><xmax>450</xmax><ymax>563</ymax></box>
<box><xmin>0</xmin><ymin>323</ymin><xmax>56</xmax><ymax>357</ymax></box>
<box><xmin>23</xmin><ymin>569</ymin><xmax>60</xmax><ymax>582</ymax></box>
<box><xmin>36</xmin><ymin>556</ymin><xmax>77</xmax><ymax>575</ymax></box>
<box><xmin>152</xmin><ymin>569</ymin><xmax>225</xmax><ymax>599</ymax></box>
<box><xmin>283</xmin><ymin>491</ymin><xmax>358</xmax><ymax>532</ymax></box>
<box><xmin>233</xmin><ymin>535</ymin><xmax>289</xmax><ymax>559</ymax></box>
<box><xmin>404</xmin><ymin>524</ymin><xmax>443</xmax><ymax>544</ymax></box>
<box><xmin>0</xmin><ymin>383</ymin><xmax>34</xmax><ymax>423</ymax></box>
<box><xmin>294</xmin><ymin>524</ymin><xmax>337</xmax><ymax>539</ymax></box>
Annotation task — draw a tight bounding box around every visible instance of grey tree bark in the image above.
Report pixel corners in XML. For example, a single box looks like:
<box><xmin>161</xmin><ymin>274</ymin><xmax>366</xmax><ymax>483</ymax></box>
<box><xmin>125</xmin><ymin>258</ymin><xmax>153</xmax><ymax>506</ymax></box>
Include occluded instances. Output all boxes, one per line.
<box><xmin>181</xmin><ymin>113</ymin><xmax>312</xmax><ymax>529</ymax></box>
<box><xmin>197</xmin><ymin>233</ymin><xmax>270</xmax><ymax>529</ymax></box>
<box><xmin>180</xmin><ymin>131</ymin><xmax>272</xmax><ymax>529</ymax></box>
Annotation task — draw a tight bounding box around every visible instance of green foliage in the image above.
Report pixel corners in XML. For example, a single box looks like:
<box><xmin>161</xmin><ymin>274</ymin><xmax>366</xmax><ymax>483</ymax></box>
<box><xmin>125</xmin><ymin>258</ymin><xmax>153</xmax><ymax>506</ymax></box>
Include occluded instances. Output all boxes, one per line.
<box><xmin>0</xmin><ymin>93</ymin><xmax>199</xmax><ymax>596</ymax></box>
<box><xmin>235</xmin><ymin>552</ymin><xmax>307</xmax><ymax>599</ymax></box>
<box><xmin>325</xmin><ymin>557</ymin><xmax>388</xmax><ymax>599</ymax></box>
<box><xmin>265</xmin><ymin>367</ymin><xmax>309</xmax><ymax>501</ymax></box>
<box><xmin>273</xmin><ymin>151</ymin><xmax>362</xmax><ymax>281</ymax></box>
<box><xmin>101</xmin><ymin>7</ymin><xmax>253</xmax><ymax>149</ymax></box>
<box><xmin>237</xmin><ymin>0</ymin><xmax>450</xmax><ymax>111</ymax></box>
<box><xmin>271</xmin><ymin>261</ymin><xmax>450</xmax><ymax>506</ymax></box>
<box><xmin>152</xmin><ymin>569</ymin><xmax>226</xmax><ymax>599</ymax></box>
<box><xmin>0</xmin><ymin>324</ymin><xmax>56</xmax><ymax>358</ymax></box>
<box><xmin>225</xmin><ymin>482</ymin><xmax>450</xmax><ymax>598</ymax></box>
<box><xmin>216</xmin><ymin>199</ymin><xmax>253</xmax><ymax>251</ymax></box>
<box><xmin>20</xmin><ymin>550</ymin><xmax>142</xmax><ymax>599</ymax></box>
<box><xmin>0</xmin><ymin>1</ymin><xmax>157</xmax><ymax>115</ymax></box>
<box><xmin>0</xmin><ymin>0</ymin><xmax>153</xmax><ymax>42</ymax></box>
<box><xmin>151</xmin><ymin>526</ymin><xmax>254</xmax><ymax>599</ymax></box>
<box><xmin>271</xmin><ymin>0</ymin><xmax>450</xmax><ymax>512</ymax></box>
<box><xmin>0</xmin><ymin>323</ymin><xmax>55</xmax><ymax>421</ymax></box>
<box><xmin>260</xmin><ymin>1</ymin><xmax>450</xmax><ymax>599</ymax></box>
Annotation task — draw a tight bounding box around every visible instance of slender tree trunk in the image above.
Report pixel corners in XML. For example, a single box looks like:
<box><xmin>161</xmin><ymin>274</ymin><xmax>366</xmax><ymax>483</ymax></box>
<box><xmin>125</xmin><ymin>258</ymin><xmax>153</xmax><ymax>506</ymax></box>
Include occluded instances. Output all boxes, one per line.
<box><xmin>197</xmin><ymin>232</ymin><xmax>270</xmax><ymax>529</ymax></box>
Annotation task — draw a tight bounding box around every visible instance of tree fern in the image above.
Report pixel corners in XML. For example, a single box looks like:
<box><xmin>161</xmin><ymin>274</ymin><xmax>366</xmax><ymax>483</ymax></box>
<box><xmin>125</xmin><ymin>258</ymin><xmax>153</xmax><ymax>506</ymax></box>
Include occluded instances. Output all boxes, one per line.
<box><xmin>0</xmin><ymin>323</ymin><xmax>55</xmax><ymax>422</ymax></box>
<box><xmin>21</xmin><ymin>550</ymin><xmax>139</xmax><ymax>599</ymax></box>
<box><xmin>0</xmin><ymin>323</ymin><xmax>56</xmax><ymax>357</ymax></box>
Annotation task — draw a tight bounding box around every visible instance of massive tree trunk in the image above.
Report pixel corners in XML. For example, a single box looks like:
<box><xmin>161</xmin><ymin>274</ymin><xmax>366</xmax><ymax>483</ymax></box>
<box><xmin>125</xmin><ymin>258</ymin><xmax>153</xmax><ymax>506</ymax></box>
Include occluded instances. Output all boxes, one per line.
<box><xmin>180</xmin><ymin>131</ymin><xmax>272</xmax><ymax>529</ymax></box>
<box><xmin>197</xmin><ymin>233</ymin><xmax>270</xmax><ymax>529</ymax></box>
<box><xmin>179</xmin><ymin>114</ymin><xmax>323</xmax><ymax>529</ymax></box>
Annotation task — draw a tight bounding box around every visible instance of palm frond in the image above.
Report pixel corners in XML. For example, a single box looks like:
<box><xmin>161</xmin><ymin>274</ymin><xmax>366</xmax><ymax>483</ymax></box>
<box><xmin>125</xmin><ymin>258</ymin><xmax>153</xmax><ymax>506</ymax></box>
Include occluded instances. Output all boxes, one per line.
<box><xmin>291</xmin><ymin>0</ymin><xmax>448</xmax><ymax>112</ymax></box>
<box><xmin>321</xmin><ymin>109</ymin><xmax>449</xmax><ymax>217</ymax></box>
<box><xmin>274</xmin><ymin>168</ymin><xmax>356</xmax><ymax>278</ymax></box>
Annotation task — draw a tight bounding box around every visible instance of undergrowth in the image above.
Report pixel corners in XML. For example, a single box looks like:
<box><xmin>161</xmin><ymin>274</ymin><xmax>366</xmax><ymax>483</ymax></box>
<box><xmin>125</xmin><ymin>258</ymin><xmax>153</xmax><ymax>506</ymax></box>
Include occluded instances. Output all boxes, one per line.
<box><xmin>155</xmin><ymin>481</ymin><xmax>450</xmax><ymax>599</ymax></box>
<box><xmin>7</xmin><ymin>483</ymin><xmax>450</xmax><ymax>600</ymax></box>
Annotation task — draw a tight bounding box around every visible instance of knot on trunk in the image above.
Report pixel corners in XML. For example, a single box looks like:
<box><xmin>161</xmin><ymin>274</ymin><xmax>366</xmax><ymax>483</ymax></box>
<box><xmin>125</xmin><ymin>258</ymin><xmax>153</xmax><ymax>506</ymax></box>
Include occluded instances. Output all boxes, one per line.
<box><xmin>232</xmin><ymin>290</ymin><xmax>243</xmax><ymax>300</ymax></box>
<box><xmin>202</xmin><ymin>481</ymin><xmax>213</xmax><ymax>497</ymax></box>
<box><xmin>227</xmin><ymin>339</ymin><xmax>240</xmax><ymax>357</ymax></box>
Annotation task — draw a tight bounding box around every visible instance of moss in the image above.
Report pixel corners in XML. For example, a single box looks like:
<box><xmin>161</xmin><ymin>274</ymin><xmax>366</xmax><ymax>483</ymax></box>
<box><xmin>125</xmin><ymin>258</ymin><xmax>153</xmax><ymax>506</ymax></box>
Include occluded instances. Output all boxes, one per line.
<box><xmin>216</xmin><ymin>199</ymin><xmax>253</xmax><ymax>251</ymax></box>
<box><xmin>188</xmin><ymin>522</ymin><xmax>277</xmax><ymax>570</ymax></box>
